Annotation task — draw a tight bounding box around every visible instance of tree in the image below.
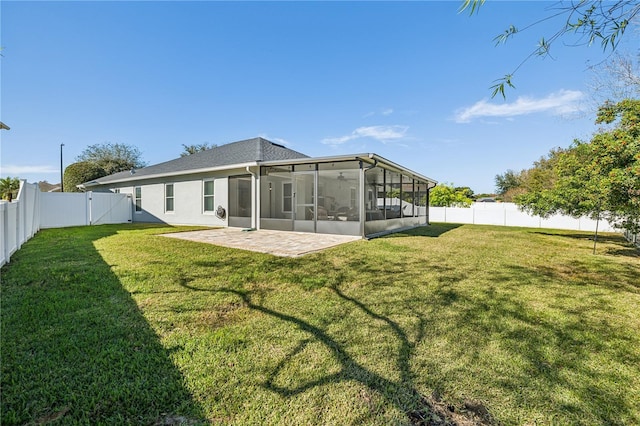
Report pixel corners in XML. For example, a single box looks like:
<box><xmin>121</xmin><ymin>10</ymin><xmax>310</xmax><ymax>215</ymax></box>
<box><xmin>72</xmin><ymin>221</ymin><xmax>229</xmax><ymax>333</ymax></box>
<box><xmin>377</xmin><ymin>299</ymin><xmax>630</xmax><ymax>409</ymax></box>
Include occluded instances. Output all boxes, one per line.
<box><xmin>495</xmin><ymin>169</ymin><xmax>525</xmax><ymax>202</ymax></box>
<box><xmin>588</xmin><ymin>51</ymin><xmax>640</xmax><ymax>108</ymax></box>
<box><xmin>0</xmin><ymin>177</ymin><xmax>21</xmax><ymax>201</ymax></box>
<box><xmin>180</xmin><ymin>143</ymin><xmax>216</xmax><ymax>157</ymax></box>
<box><xmin>461</xmin><ymin>0</ymin><xmax>640</xmax><ymax>97</ymax></box>
<box><xmin>517</xmin><ymin>99</ymin><xmax>640</xmax><ymax>244</ymax></box>
<box><xmin>455</xmin><ymin>186</ymin><xmax>474</xmax><ymax>199</ymax></box>
<box><xmin>429</xmin><ymin>183</ymin><xmax>473</xmax><ymax>207</ymax></box>
<box><xmin>76</xmin><ymin>143</ymin><xmax>146</xmax><ymax>175</ymax></box>
<box><xmin>495</xmin><ymin>169</ymin><xmax>522</xmax><ymax>196</ymax></box>
<box><xmin>590</xmin><ymin>99</ymin><xmax>640</xmax><ymax>231</ymax></box>
<box><xmin>63</xmin><ymin>162</ymin><xmax>108</xmax><ymax>193</ymax></box>
<box><xmin>495</xmin><ymin>149</ymin><xmax>565</xmax><ymax>202</ymax></box>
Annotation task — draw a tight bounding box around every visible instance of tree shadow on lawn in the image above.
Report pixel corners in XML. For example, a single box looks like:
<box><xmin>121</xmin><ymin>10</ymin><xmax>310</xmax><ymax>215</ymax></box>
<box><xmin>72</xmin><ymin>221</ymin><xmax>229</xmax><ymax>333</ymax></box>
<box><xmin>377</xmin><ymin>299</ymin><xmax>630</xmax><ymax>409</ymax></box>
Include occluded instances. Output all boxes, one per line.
<box><xmin>110</xmin><ymin>223</ymin><xmax>638</xmax><ymax>425</ymax></box>
<box><xmin>178</xmin><ymin>266</ymin><xmax>496</xmax><ymax>426</ymax></box>
<box><xmin>445</xmin><ymin>262</ymin><xmax>640</xmax><ymax>424</ymax></box>
<box><xmin>532</xmin><ymin>231</ymin><xmax>639</xmax><ymax>258</ymax></box>
<box><xmin>0</xmin><ymin>225</ymin><xmax>205</xmax><ymax>425</ymax></box>
<box><xmin>182</xmin><ymin>239</ymin><xmax>639</xmax><ymax>424</ymax></box>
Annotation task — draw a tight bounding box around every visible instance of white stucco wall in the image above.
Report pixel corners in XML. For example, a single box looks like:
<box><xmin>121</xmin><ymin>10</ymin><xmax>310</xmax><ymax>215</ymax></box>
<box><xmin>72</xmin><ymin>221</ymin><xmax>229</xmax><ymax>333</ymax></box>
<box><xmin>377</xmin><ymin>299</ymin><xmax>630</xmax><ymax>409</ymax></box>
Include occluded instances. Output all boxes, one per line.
<box><xmin>102</xmin><ymin>169</ymin><xmax>247</xmax><ymax>227</ymax></box>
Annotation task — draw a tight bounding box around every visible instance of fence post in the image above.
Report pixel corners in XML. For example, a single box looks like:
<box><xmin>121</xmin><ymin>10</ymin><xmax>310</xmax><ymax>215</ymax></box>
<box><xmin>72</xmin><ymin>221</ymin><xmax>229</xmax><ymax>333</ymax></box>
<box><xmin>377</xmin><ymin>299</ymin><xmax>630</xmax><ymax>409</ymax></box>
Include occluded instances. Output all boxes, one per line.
<box><xmin>88</xmin><ymin>191</ymin><xmax>93</xmax><ymax>225</ymax></box>
<box><xmin>127</xmin><ymin>194</ymin><xmax>133</xmax><ymax>223</ymax></box>
<box><xmin>15</xmin><ymin>198</ymin><xmax>22</xmax><ymax>252</ymax></box>
<box><xmin>17</xmin><ymin>181</ymin><xmax>23</xmax><ymax>248</ymax></box>
<box><xmin>1</xmin><ymin>202</ymin><xmax>7</xmax><ymax>266</ymax></box>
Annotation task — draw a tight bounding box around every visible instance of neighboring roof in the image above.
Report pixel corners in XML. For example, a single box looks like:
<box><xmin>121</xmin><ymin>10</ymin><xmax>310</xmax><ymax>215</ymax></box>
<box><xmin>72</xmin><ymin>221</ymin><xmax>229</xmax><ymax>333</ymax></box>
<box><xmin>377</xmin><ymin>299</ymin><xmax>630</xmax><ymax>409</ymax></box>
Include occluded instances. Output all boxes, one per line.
<box><xmin>82</xmin><ymin>137</ymin><xmax>309</xmax><ymax>187</ymax></box>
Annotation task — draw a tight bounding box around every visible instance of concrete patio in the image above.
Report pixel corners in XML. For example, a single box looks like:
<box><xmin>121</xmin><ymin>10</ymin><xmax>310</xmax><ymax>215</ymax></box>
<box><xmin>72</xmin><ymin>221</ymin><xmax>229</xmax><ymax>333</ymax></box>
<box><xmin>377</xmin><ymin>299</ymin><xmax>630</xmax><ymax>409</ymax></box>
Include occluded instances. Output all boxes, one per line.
<box><xmin>161</xmin><ymin>227</ymin><xmax>362</xmax><ymax>257</ymax></box>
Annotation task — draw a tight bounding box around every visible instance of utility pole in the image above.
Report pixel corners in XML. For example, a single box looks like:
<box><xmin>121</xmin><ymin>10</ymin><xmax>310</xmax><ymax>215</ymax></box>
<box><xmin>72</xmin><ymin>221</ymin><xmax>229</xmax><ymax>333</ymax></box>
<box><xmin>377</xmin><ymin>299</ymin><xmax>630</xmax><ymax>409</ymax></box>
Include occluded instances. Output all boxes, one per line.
<box><xmin>60</xmin><ymin>143</ymin><xmax>65</xmax><ymax>192</ymax></box>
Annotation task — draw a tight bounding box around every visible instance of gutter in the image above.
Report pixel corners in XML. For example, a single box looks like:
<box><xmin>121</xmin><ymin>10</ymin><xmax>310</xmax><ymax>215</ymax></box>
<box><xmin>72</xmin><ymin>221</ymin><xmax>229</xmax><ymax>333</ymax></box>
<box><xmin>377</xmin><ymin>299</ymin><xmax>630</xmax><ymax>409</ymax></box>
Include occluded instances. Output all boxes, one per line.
<box><xmin>366</xmin><ymin>154</ymin><xmax>438</xmax><ymax>185</ymax></box>
<box><xmin>80</xmin><ymin>161</ymin><xmax>260</xmax><ymax>189</ymax></box>
<box><xmin>260</xmin><ymin>153</ymin><xmax>438</xmax><ymax>185</ymax></box>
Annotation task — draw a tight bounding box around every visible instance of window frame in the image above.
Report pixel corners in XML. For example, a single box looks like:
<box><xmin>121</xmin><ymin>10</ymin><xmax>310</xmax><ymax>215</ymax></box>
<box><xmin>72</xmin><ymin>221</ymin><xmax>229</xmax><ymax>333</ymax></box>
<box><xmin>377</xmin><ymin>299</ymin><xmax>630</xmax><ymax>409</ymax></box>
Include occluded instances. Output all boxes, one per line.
<box><xmin>165</xmin><ymin>183</ymin><xmax>175</xmax><ymax>213</ymax></box>
<box><xmin>203</xmin><ymin>179</ymin><xmax>215</xmax><ymax>213</ymax></box>
<box><xmin>282</xmin><ymin>182</ymin><xmax>292</xmax><ymax>213</ymax></box>
<box><xmin>134</xmin><ymin>186</ymin><xmax>142</xmax><ymax>213</ymax></box>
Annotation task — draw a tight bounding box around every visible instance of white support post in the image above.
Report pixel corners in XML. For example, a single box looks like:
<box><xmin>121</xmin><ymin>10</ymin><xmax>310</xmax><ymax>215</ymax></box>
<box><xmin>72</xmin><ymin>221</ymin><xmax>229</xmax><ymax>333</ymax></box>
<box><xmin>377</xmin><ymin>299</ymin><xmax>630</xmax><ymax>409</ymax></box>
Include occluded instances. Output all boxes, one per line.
<box><xmin>88</xmin><ymin>191</ymin><xmax>93</xmax><ymax>225</ymax></box>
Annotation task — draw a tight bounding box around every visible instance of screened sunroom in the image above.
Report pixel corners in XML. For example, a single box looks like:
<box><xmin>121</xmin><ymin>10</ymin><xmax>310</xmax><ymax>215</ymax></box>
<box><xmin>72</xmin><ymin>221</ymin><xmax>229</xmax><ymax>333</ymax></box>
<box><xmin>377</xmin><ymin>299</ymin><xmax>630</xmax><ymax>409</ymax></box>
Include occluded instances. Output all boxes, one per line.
<box><xmin>258</xmin><ymin>154</ymin><xmax>437</xmax><ymax>237</ymax></box>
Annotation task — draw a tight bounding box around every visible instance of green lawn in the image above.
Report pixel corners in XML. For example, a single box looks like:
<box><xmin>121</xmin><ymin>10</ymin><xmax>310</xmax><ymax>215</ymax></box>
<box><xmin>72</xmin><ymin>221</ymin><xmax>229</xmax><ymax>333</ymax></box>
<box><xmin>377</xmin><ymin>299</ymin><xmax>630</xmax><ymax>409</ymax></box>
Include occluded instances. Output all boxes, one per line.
<box><xmin>1</xmin><ymin>223</ymin><xmax>638</xmax><ymax>425</ymax></box>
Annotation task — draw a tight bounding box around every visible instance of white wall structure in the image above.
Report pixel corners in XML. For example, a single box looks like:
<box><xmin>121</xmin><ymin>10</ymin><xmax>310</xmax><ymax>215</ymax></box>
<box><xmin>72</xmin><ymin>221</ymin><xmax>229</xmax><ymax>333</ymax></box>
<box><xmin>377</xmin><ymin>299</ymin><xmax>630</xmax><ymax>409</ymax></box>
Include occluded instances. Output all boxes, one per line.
<box><xmin>1</xmin><ymin>182</ymin><xmax>631</xmax><ymax>268</ymax></box>
<box><xmin>40</xmin><ymin>191</ymin><xmax>132</xmax><ymax>228</ymax></box>
<box><xmin>430</xmin><ymin>202</ymin><xmax>617</xmax><ymax>232</ymax></box>
<box><xmin>107</xmin><ymin>174</ymin><xmax>231</xmax><ymax>228</ymax></box>
<box><xmin>625</xmin><ymin>229</ymin><xmax>639</xmax><ymax>247</ymax></box>
<box><xmin>1</xmin><ymin>181</ymin><xmax>41</xmax><ymax>267</ymax></box>
<box><xmin>1</xmin><ymin>183</ymin><xmax>131</xmax><ymax>267</ymax></box>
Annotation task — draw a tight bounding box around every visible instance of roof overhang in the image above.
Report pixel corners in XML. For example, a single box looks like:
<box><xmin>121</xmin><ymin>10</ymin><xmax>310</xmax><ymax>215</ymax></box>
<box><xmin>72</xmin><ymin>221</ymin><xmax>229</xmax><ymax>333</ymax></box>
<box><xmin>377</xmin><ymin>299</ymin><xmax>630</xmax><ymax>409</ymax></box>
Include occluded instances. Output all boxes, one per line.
<box><xmin>80</xmin><ymin>153</ymin><xmax>438</xmax><ymax>190</ymax></box>
<box><xmin>79</xmin><ymin>161</ymin><xmax>260</xmax><ymax>189</ymax></box>
<box><xmin>260</xmin><ymin>153</ymin><xmax>438</xmax><ymax>187</ymax></box>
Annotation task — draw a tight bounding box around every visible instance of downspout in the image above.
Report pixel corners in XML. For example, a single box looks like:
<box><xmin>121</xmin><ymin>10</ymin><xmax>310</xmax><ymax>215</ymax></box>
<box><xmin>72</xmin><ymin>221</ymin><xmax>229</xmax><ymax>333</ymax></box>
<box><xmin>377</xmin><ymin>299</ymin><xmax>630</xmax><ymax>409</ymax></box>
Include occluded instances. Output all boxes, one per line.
<box><xmin>246</xmin><ymin>166</ymin><xmax>258</xmax><ymax>230</ymax></box>
<box><xmin>427</xmin><ymin>183</ymin><xmax>436</xmax><ymax>225</ymax></box>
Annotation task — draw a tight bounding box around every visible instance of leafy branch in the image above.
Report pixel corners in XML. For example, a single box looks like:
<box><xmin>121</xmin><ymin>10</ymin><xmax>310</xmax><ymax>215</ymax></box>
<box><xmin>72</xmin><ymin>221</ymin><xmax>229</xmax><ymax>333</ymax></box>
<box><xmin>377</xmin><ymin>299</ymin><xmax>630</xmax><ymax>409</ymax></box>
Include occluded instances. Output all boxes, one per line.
<box><xmin>460</xmin><ymin>0</ymin><xmax>640</xmax><ymax>98</ymax></box>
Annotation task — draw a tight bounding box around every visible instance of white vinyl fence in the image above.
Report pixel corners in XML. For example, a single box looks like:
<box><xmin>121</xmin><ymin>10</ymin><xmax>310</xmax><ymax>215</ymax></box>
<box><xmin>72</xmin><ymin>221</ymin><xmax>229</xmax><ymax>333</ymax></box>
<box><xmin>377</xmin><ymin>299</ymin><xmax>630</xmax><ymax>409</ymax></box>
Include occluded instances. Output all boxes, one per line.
<box><xmin>40</xmin><ymin>191</ymin><xmax>132</xmax><ymax>228</ymax></box>
<box><xmin>430</xmin><ymin>202</ymin><xmax>617</xmax><ymax>232</ymax></box>
<box><xmin>0</xmin><ymin>183</ymin><xmax>634</xmax><ymax>267</ymax></box>
<box><xmin>1</xmin><ymin>181</ymin><xmax>41</xmax><ymax>267</ymax></box>
<box><xmin>624</xmin><ymin>229</ymin><xmax>639</xmax><ymax>247</ymax></box>
<box><xmin>1</xmin><ymin>180</ymin><xmax>131</xmax><ymax>267</ymax></box>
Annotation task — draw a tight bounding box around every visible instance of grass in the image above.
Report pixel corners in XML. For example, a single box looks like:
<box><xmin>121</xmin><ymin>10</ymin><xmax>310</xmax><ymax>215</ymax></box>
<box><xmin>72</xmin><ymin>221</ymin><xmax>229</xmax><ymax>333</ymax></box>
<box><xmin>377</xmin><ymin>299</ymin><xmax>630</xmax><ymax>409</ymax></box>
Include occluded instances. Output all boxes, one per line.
<box><xmin>1</xmin><ymin>223</ymin><xmax>639</xmax><ymax>425</ymax></box>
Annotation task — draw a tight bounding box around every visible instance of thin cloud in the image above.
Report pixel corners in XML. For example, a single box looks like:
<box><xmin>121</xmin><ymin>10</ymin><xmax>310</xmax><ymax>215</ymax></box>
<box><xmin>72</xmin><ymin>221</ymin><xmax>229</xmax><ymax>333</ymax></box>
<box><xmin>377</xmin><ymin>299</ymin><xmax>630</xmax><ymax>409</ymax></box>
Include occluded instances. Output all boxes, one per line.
<box><xmin>363</xmin><ymin>108</ymin><xmax>394</xmax><ymax>118</ymax></box>
<box><xmin>1</xmin><ymin>165</ymin><xmax>58</xmax><ymax>175</ymax></box>
<box><xmin>454</xmin><ymin>90</ymin><xmax>585</xmax><ymax>123</ymax></box>
<box><xmin>322</xmin><ymin>125</ymin><xmax>409</xmax><ymax>146</ymax></box>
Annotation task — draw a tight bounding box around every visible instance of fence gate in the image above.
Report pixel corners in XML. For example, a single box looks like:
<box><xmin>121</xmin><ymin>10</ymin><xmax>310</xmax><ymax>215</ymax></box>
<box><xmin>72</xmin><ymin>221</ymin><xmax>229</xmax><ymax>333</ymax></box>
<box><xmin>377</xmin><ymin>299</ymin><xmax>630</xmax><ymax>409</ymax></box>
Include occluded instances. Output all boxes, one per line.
<box><xmin>40</xmin><ymin>192</ymin><xmax>132</xmax><ymax>229</ymax></box>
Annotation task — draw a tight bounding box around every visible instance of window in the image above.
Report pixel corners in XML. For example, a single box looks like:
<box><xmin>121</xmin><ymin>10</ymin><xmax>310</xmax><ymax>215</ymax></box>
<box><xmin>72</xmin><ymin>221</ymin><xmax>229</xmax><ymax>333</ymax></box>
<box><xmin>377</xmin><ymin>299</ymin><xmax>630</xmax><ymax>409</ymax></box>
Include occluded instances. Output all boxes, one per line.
<box><xmin>165</xmin><ymin>183</ymin><xmax>174</xmax><ymax>213</ymax></box>
<box><xmin>135</xmin><ymin>186</ymin><xmax>142</xmax><ymax>213</ymax></box>
<box><xmin>282</xmin><ymin>182</ymin><xmax>292</xmax><ymax>213</ymax></box>
<box><xmin>112</xmin><ymin>188</ymin><xmax>120</xmax><ymax>194</ymax></box>
<box><xmin>317</xmin><ymin>161</ymin><xmax>360</xmax><ymax>221</ymax></box>
<box><xmin>203</xmin><ymin>179</ymin><xmax>215</xmax><ymax>212</ymax></box>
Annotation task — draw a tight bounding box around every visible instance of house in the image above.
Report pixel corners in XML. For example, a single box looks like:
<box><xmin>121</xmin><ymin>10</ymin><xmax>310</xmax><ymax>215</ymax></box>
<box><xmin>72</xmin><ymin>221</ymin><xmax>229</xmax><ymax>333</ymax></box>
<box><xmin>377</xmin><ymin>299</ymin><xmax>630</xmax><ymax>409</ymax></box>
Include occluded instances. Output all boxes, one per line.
<box><xmin>80</xmin><ymin>137</ymin><xmax>437</xmax><ymax>237</ymax></box>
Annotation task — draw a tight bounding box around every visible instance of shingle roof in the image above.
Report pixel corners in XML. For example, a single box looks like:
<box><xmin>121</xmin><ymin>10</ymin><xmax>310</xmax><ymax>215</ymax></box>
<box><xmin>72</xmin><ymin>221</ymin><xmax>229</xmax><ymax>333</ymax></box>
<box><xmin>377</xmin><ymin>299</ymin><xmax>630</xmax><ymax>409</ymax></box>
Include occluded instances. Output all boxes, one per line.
<box><xmin>84</xmin><ymin>137</ymin><xmax>308</xmax><ymax>186</ymax></box>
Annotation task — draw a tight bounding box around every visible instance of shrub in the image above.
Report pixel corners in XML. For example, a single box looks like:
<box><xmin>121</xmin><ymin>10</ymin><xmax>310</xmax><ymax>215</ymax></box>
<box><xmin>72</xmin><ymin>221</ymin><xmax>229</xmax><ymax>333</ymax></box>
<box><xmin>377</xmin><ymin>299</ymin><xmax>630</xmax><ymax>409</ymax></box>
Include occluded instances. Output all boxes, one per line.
<box><xmin>63</xmin><ymin>162</ymin><xmax>107</xmax><ymax>192</ymax></box>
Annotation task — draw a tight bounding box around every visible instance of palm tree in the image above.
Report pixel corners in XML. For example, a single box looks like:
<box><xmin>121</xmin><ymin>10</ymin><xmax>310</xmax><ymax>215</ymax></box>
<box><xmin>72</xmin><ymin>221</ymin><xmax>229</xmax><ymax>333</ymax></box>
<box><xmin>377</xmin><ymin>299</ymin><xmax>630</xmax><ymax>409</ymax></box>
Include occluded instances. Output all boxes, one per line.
<box><xmin>0</xmin><ymin>177</ymin><xmax>21</xmax><ymax>201</ymax></box>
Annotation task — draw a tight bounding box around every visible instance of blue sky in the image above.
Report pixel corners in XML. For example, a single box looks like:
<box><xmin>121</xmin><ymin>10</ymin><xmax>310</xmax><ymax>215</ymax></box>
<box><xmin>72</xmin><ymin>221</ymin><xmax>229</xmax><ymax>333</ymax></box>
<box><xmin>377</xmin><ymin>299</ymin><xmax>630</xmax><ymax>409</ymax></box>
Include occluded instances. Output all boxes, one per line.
<box><xmin>1</xmin><ymin>1</ymin><xmax>635</xmax><ymax>194</ymax></box>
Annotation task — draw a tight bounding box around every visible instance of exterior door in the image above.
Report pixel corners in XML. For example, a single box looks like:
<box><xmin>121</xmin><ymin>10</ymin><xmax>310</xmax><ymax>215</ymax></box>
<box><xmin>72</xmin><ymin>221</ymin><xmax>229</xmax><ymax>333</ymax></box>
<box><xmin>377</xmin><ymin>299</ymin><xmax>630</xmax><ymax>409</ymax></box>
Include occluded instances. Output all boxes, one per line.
<box><xmin>228</xmin><ymin>175</ymin><xmax>252</xmax><ymax>228</ymax></box>
<box><xmin>293</xmin><ymin>172</ymin><xmax>315</xmax><ymax>232</ymax></box>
